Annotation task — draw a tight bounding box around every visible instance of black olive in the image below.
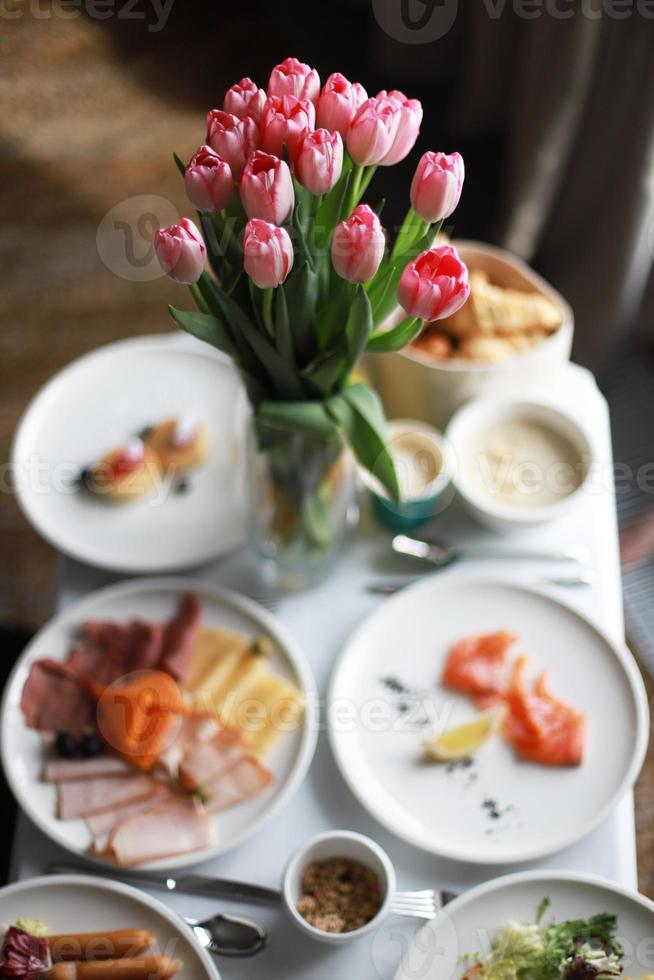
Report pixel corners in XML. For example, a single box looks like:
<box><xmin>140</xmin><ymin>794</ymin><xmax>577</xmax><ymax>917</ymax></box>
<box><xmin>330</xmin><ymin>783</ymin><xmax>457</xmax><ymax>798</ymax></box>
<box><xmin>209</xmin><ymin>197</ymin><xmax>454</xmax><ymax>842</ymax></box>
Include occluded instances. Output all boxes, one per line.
<box><xmin>55</xmin><ymin>732</ymin><xmax>78</xmax><ymax>758</ymax></box>
<box><xmin>80</xmin><ymin>733</ymin><xmax>104</xmax><ymax>758</ymax></box>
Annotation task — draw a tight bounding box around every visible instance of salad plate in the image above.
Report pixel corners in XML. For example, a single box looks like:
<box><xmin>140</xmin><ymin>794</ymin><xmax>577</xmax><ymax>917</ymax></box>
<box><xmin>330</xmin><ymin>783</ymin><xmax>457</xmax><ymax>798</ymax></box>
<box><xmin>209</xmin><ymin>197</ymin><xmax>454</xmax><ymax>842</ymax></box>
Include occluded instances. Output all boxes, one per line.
<box><xmin>328</xmin><ymin>573</ymin><xmax>648</xmax><ymax>864</ymax></box>
<box><xmin>1</xmin><ymin>577</ymin><xmax>318</xmax><ymax>870</ymax></box>
<box><xmin>0</xmin><ymin>874</ymin><xmax>219</xmax><ymax>980</ymax></box>
<box><xmin>11</xmin><ymin>334</ymin><xmax>247</xmax><ymax>573</ymax></box>
<box><xmin>394</xmin><ymin>870</ymin><xmax>654</xmax><ymax>980</ymax></box>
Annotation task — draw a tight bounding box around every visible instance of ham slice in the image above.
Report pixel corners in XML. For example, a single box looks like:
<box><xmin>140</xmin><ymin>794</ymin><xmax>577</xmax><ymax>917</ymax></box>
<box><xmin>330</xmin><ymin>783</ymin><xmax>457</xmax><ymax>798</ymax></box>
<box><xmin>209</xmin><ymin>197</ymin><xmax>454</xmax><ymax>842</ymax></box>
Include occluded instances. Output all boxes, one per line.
<box><xmin>44</xmin><ymin>756</ymin><xmax>133</xmax><ymax>783</ymax></box>
<box><xmin>205</xmin><ymin>757</ymin><xmax>273</xmax><ymax>812</ymax></box>
<box><xmin>159</xmin><ymin>594</ymin><xmax>202</xmax><ymax>680</ymax></box>
<box><xmin>86</xmin><ymin>784</ymin><xmax>179</xmax><ymax>853</ymax></box>
<box><xmin>58</xmin><ymin>775</ymin><xmax>157</xmax><ymax>820</ymax></box>
<box><xmin>108</xmin><ymin>802</ymin><xmax>213</xmax><ymax>866</ymax></box>
<box><xmin>179</xmin><ymin>730</ymin><xmax>246</xmax><ymax>791</ymax></box>
<box><xmin>21</xmin><ymin>659</ymin><xmax>95</xmax><ymax>736</ymax></box>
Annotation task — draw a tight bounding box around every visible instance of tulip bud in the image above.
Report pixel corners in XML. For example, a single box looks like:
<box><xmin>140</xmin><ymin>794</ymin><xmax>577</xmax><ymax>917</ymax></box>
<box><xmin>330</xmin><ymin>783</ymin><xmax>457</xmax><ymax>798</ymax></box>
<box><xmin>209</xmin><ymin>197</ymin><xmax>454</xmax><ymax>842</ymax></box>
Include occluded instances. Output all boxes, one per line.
<box><xmin>316</xmin><ymin>72</ymin><xmax>368</xmax><ymax>138</ymax></box>
<box><xmin>206</xmin><ymin>109</ymin><xmax>259</xmax><ymax>180</ymax></box>
<box><xmin>294</xmin><ymin>128</ymin><xmax>343</xmax><ymax>195</ymax></box>
<box><xmin>243</xmin><ymin>219</ymin><xmax>294</xmax><ymax>289</ymax></box>
<box><xmin>377</xmin><ymin>89</ymin><xmax>422</xmax><ymax>165</ymax></box>
<box><xmin>154</xmin><ymin>218</ymin><xmax>206</xmax><ymax>284</ymax></box>
<box><xmin>410</xmin><ymin>151</ymin><xmax>465</xmax><ymax>223</ymax></box>
<box><xmin>184</xmin><ymin>145</ymin><xmax>233</xmax><ymax>212</ymax></box>
<box><xmin>346</xmin><ymin>96</ymin><xmax>401</xmax><ymax>166</ymax></box>
<box><xmin>260</xmin><ymin>95</ymin><xmax>316</xmax><ymax>160</ymax></box>
<box><xmin>331</xmin><ymin>204</ymin><xmax>385</xmax><ymax>283</ymax></box>
<box><xmin>223</xmin><ymin>77</ymin><xmax>267</xmax><ymax>125</ymax></box>
<box><xmin>268</xmin><ymin>56</ymin><xmax>320</xmax><ymax>106</ymax></box>
<box><xmin>240</xmin><ymin>151</ymin><xmax>294</xmax><ymax>225</ymax></box>
<box><xmin>397</xmin><ymin>245</ymin><xmax>470</xmax><ymax>322</ymax></box>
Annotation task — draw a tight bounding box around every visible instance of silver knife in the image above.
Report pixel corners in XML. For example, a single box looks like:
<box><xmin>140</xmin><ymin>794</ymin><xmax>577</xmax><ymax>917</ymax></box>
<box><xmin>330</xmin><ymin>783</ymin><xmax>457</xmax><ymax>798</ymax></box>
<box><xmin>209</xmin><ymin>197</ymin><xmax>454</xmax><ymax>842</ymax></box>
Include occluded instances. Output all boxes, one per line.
<box><xmin>47</xmin><ymin>862</ymin><xmax>280</xmax><ymax>904</ymax></box>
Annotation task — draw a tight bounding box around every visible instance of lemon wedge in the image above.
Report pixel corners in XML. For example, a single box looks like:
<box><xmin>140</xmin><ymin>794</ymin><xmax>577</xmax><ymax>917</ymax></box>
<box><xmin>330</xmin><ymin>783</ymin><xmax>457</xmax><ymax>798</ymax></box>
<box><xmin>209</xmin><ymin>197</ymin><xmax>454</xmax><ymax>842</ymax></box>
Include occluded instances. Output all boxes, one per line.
<box><xmin>422</xmin><ymin>707</ymin><xmax>506</xmax><ymax>761</ymax></box>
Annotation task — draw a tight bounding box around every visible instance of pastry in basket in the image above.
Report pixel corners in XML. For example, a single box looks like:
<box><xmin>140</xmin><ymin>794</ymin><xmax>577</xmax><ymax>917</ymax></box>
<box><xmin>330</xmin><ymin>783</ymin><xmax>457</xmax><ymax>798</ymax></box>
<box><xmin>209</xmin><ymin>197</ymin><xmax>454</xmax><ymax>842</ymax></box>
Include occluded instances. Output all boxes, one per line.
<box><xmin>443</xmin><ymin>270</ymin><xmax>563</xmax><ymax>339</ymax></box>
<box><xmin>411</xmin><ymin>266</ymin><xmax>563</xmax><ymax>363</ymax></box>
<box><xmin>145</xmin><ymin>417</ymin><xmax>211</xmax><ymax>475</ymax></box>
<box><xmin>87</xmin><ymin>439</ymin><xmax>160</xmax><ymax>503</ymax></box>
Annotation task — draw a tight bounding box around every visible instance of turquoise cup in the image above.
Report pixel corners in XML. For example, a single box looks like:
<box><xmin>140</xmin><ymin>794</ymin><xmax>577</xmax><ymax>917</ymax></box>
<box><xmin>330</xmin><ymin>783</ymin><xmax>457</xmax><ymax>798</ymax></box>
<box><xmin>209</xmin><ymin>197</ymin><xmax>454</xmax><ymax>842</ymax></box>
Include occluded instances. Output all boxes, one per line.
<box><xmin>362</xmin><ymin>420</ymin><xmax>454</xmax><ymax>532</ymax></box>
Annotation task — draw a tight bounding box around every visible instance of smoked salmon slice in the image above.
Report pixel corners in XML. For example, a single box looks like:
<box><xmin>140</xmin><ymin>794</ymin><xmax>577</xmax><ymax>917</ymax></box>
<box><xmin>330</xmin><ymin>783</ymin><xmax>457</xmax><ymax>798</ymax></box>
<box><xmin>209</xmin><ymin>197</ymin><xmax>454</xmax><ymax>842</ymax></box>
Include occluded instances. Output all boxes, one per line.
<box><xmin>442</xmin><ymin>631</ymin><xmax>516</xmax><ymax>700</ymax></box>
<box><xmin>502</xmin><ymin>656</ymin><xmax>585</xmax><ymax>766</ymax></box>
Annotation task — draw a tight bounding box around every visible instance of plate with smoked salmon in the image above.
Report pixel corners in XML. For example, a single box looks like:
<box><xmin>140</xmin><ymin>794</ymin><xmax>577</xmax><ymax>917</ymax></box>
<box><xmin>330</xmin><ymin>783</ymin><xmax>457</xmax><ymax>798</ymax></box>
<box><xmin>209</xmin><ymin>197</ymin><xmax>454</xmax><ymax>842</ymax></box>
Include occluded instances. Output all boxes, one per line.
<box><xmin>1</xmin><ymin>579</ymin><xmax>318</xmax><ymax>870</ymax></box>
<box><xmin>0</xmin><ymin>873</ymin><xmax>219</xmax><ymax>980</ymax></box>
<box><xmin>328</xmin><ymin>574</ymin><xmax>648</xmax><ymax>863</ymax></box>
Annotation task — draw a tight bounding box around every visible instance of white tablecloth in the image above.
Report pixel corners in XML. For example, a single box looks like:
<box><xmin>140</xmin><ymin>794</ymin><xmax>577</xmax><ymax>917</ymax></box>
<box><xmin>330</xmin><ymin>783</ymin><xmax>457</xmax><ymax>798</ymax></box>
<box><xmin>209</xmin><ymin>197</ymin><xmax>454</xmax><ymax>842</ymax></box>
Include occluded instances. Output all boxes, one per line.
<box><xmin>9</xmin><ymin>363</ymin><xmax>638</xmax><ymax>980</ymax></box>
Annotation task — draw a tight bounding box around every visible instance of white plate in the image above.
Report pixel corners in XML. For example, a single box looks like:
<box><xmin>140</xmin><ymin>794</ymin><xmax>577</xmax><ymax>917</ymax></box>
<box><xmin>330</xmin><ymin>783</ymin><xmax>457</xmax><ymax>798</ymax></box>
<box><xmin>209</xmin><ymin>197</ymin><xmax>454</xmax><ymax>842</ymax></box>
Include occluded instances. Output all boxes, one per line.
<box><xmin>11</xmin><ymin>335</ymin><xmax>247</xmax><ymax>573</ymax></box>
<box><xmin>394</xmin><ymin>870</ymin><xmax>654</xmax><ymax>980</ymax></box>
<box><xmin>1</xmin><ymin>578</ymin><xmax>318</xmax><ymax>870</ymax></box>
<box><xmin>0</xmin><ymin>874</ymin><xmax>219</xmax><ymax>980</ymax></box>
<box><xmin>328</xmin><ymin>575</ymin><xmax>649</xmax><ymax>864</ymax></box>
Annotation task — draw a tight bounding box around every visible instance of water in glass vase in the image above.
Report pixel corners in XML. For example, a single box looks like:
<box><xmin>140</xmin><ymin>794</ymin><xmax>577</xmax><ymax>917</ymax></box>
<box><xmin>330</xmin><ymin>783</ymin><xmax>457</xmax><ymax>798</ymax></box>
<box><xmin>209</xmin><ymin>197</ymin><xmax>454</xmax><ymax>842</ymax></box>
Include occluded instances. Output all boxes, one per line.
<box><xmin>246</xmin><ymin>417</ymin><xmax>360</xmax><ymax>591</ymax></box>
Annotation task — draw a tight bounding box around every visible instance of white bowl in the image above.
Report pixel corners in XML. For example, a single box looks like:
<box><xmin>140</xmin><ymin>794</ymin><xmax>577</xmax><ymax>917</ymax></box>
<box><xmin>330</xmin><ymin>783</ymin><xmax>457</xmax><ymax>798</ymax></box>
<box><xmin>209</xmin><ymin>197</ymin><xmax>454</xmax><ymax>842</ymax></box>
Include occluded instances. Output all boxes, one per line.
<box><xmin>281</xmin><ymin>830</ymin><xmax>396</xmax><ymax>945</ymax></box>
<box><xmin>445</xmin><ymin>397</ymin><xmax>593</xmax><ymax>532</ymax></box>
<box><xmin>366</xmin><ymin>241</ymin><xmax>573</xmax><ymax>428</ymax></box>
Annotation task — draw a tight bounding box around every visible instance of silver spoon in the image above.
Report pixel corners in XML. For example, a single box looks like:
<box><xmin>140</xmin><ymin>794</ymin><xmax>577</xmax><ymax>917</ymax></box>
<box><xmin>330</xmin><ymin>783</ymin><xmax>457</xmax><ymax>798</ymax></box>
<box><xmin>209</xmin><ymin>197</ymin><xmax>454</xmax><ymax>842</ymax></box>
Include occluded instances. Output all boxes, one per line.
<box><xmin>185</xmin><ymin>912</ymin><xmax>267</xmax><ymax>957</ymax></box>
<box><xmin>392</xmin><ymin>534</ymin><xmax>589</xmax><ymax>567</ymax></box>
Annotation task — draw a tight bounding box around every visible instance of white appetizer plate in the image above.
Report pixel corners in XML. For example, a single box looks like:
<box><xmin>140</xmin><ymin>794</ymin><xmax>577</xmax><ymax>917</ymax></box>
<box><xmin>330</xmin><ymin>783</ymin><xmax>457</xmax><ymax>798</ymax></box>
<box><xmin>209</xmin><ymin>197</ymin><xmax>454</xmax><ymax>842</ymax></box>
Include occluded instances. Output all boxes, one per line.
<box><xmin>394</xmin><ymin>870</ymin><xmax>654</xmax><ymax>980</ymax></box>
<box><xmin>1</xmin><ymin>578</ymin><xmax>318</xmax><ymax>870</ymax></box>
<box><xmin>11</xmin><ymin>334</ymin><xmax>247</xmax><ymax>573</ymax></box>
<box><xmin>328</xmin><ymin>575</ymin><xmax>648</xmax><ymax>864</ymax></box>
<box><xmin>0</xmin><ymin>874</ymin><xmax>219</xmax><ymax>980</ymax></box>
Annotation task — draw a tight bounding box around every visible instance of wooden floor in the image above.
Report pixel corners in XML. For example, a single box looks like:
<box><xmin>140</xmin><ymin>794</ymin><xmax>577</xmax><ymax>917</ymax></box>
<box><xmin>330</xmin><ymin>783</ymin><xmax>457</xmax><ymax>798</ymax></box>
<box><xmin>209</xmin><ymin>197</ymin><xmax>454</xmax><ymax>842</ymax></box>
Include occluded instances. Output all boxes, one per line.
<box><xmin>2</xmin><ymin>11</ymin><xmax>653</xmax><ymax>896</ymax></box>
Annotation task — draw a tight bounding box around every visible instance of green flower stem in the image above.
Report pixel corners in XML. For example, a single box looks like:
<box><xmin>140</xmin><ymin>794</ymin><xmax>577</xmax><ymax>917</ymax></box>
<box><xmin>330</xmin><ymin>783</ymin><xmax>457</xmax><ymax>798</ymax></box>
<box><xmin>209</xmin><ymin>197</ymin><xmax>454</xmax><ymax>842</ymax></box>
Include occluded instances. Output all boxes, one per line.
<box><xmin>189</xmin><ymin>281</ymin><xmax>210</xmax><ymax>314</ymax></box>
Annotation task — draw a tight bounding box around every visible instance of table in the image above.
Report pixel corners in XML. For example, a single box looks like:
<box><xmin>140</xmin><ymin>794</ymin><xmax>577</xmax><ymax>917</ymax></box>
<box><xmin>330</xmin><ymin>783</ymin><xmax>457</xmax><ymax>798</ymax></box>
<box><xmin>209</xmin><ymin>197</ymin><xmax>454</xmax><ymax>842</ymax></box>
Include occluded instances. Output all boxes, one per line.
<box><xmin>9</xmin><ymin>363</ymin><xmax>638</xmax><ymax>980</ymax></box>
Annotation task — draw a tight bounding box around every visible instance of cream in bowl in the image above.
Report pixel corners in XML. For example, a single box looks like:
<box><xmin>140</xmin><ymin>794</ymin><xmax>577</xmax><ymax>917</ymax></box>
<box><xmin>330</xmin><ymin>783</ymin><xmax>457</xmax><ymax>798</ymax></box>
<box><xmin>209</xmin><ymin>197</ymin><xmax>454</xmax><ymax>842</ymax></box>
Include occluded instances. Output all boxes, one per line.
<box><xmin>282</xmin><ymin>830</ymin><xmax>396</xmax><ymax>944</ymax></box>
<box><xmin>359</xmin><ymin>419</ymin><xmax>454</xmax><ymax>531</ymax></box>
<box><xmin>446</xmin><ymin>398</ymin><xmax>592</xmax><ymax>530</ymax></box>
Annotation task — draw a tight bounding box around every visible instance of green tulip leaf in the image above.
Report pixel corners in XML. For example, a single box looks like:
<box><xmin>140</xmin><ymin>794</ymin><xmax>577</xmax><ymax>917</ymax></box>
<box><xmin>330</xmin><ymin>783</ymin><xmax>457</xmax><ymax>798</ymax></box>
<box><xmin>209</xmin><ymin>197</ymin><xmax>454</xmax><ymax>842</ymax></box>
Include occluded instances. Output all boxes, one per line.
<box><xmin>367</xmin><ymin>315</ymin><xmax>421</xmax><ymax>352</ymax></box>
<box><xmin>326</xmin><ymin>383</ymin><xmax>399</xmax><ymax>502</ymax></box>
<box><xmin>257</xmin><ymin>400</ymin><xmax>340</xmax><ymax>439</ymax></box>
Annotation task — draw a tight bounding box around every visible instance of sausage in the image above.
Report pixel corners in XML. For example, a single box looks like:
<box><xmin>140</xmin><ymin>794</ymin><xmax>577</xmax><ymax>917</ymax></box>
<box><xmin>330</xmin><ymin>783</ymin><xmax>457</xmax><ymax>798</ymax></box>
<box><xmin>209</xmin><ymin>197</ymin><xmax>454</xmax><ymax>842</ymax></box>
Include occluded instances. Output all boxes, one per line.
<box><xmin>48</xmin><ymin>956</ymin><xmax>182</xmax><ymax>980</ymax></box>
<box><xmin>48</xmin><ymin>930</ymin><xmax>154</xmax><ymax>961</ymax></box>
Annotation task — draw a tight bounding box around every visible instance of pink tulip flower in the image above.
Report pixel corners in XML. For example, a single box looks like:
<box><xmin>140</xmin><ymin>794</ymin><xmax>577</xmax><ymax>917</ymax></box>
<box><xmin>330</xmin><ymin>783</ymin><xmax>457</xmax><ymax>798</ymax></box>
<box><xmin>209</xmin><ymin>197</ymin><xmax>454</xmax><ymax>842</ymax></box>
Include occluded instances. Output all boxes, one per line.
<box><xmin>410</xmin><ymin>151</ymin><xmax>465</xmax><ymax>223</ymax></box>
<box><xmin>294</xmin><ymin>128</ymin><xmax>343</xmax><ymax>195</ymax></box>
<box><xmin>346</xmin><ymin>96</ymin><xmax>401</xmax><ymax>166</ymax></box>
<box><xmin>268</xmin><ymin>57</ymin><xmax>320</xmax><ymax>106</ymax></box>
<box><xmin>397</xmin><ymin>245</ymin><xmax>470</xmax><ymax>321</ymax></box>
<box><xmin>331</xmin><ymin>204</ymin><xmax>385</xmax><ymax>283</ymax></box>
<box><xmin>154</xmin><ymin>218</ymin><xmax>206</xmax><ymax>284</ymax></box>
<box><xmin>316</xmin><ymin>72</ymin><xmax>368</xmax><ymax>138</ymax></box>
<box><xmin>243</xmin><ymin>219</ymin><xmax>294</xmax><ymax>288</ymax></box>
<box><xmin>184</xmin><ymin>145</ymin><xmax>233</xmax><ymax>212</ymax></box>
<box><xmin>260</xmin><ymin>95</ymin><xmax>316</xmax><ymax>160</ymax></box>
<box><xmin>240</xmin><ymin>151</ymin><xmax>294</xmax><ymax>225</ymax></box>
<box><xmin>223</xmin><ymin>77</ymin><xmax>267</xmax><ymax>125</ymax></box>
<box><xmin>206</xmin><ymin>109</ymin><xmax>259</xmax><ymax>180</ymax></box>
<box><xmin>377</xmin><ymin>89</ymin><xmax>423</xmax><ymax>165</ymax></box>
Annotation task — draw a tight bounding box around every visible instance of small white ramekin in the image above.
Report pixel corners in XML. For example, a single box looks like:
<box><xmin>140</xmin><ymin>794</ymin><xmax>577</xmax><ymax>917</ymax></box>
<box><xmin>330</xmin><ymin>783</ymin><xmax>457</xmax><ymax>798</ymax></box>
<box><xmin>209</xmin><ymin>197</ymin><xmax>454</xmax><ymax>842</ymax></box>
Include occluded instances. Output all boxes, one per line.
<box><xmin>445</xmin><ymin>397</ymin><xmax>594</xmax><ymax>532</ymax></box>
<box><xmin>281</xmin><ymin>830</ymin><xmax>396</xmax><ymax>945</ymax></box>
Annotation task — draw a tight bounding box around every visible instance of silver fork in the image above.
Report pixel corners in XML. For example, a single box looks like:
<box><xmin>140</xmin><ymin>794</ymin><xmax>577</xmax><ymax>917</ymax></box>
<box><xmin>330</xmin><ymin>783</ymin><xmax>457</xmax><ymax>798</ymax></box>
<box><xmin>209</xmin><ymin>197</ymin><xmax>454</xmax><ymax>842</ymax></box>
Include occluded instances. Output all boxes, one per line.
<box><xmin>390</xmin><ymin>888</ymin><xmax>455</xmax><ymax>920</ymax></box>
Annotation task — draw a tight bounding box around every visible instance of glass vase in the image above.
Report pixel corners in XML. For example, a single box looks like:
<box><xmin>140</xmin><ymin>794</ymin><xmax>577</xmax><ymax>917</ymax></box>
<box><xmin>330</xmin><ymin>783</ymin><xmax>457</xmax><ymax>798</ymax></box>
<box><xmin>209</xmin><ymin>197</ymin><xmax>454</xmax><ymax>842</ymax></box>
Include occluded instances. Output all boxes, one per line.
<box><xmin>245</xmin><ymin>416</ymin><xmax>360</xmax><ymax>591</ymax></box>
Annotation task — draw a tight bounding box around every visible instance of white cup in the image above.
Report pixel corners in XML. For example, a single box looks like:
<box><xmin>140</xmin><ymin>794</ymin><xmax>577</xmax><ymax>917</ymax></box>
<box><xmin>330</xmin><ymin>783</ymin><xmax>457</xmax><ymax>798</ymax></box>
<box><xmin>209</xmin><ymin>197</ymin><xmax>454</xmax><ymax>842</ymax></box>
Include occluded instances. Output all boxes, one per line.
<box><xmin>281</xmin><ymin>830</ymin><xmax>397</xmax><ymax>945</ymax></box>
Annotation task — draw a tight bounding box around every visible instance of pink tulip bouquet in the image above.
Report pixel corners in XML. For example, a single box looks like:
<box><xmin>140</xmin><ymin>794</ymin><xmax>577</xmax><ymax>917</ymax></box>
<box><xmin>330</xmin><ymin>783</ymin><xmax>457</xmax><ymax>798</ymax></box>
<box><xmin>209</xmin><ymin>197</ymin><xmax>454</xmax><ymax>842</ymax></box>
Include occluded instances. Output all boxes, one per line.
<box><xmin>154</xmin><ymin>58</ymin><xmax>469</xmax><ymax>583</ymax></box>
<box><xmin>155</xmin><ymin>57</ymin><xmax>469</xmax><ymax>507</ymax></box>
